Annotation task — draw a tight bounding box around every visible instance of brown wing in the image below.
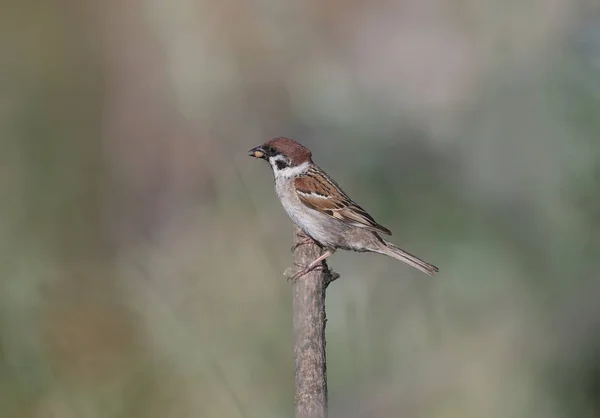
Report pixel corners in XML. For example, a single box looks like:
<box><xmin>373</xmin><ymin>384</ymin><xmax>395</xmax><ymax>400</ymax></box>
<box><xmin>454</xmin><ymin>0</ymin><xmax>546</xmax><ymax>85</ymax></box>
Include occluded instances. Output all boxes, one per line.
<box><xmin>294</xmin><ymin>167</ymin><xmax>392</xmax><ymax>235</ymax></box>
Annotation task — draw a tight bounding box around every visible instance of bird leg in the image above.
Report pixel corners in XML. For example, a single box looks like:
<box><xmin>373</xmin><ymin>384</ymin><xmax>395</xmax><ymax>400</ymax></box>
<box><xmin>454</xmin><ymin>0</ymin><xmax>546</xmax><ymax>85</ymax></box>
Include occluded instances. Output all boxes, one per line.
<box><xmin>290</xmin><ymin>232</ymin><xmax>317</xmax><ymax>252</ymax></box>
<box><xmin>290</xmin><ymin>249</ymin><xmax>335</xmax><ymax>281</ymax></box>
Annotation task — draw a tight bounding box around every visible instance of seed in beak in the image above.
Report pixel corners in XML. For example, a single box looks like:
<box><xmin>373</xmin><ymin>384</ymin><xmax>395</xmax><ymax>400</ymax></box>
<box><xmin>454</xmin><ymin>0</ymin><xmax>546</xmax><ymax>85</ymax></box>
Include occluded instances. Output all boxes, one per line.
<box><xmin>249</xmin><ymin>146</ymin><xmax>266</xmax><ymax>158</ymax></box>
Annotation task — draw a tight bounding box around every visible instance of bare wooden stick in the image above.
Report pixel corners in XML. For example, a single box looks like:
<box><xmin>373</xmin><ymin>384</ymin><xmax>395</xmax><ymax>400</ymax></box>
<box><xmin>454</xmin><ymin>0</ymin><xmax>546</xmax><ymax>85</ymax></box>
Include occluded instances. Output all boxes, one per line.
<box><xmin>287</xmin><ymin>226</ymin><xmax>339</xmax><ymax>418</ymax></box>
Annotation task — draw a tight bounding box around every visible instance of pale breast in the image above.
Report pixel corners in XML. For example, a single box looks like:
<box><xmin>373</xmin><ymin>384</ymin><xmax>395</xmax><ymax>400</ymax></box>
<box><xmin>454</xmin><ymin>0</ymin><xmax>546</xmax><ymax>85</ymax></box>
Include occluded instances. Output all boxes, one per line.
<box><xmin>274</xmin><ymin>178</ymin><xmax>348</xmax><ymax>248</ymax></box>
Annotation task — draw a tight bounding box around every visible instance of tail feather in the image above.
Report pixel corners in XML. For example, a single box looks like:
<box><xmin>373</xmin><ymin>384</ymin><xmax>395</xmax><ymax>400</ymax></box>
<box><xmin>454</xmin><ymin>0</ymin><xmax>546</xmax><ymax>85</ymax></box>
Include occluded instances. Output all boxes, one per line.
<box><xmin>377</xmin><ymin>240</ymin><xmax>439</xmax><ymax>276</ymax></box>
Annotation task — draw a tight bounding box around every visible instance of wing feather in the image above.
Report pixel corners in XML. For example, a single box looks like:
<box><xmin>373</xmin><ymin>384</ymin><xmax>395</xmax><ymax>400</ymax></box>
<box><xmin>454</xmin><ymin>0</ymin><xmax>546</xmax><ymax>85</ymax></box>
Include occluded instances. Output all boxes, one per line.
<box><xmin>294</xmin><ymin>167</ymin><xmax>392</xmax><ymax>235</ymax></box>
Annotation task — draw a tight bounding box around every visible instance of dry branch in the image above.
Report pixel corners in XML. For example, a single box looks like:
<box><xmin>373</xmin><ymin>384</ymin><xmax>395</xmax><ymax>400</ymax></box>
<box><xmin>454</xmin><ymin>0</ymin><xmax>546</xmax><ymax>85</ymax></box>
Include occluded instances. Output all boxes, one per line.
<box><xmin>288</xmin><ymin>226</ymin><xmax>339</xmax><ymax>418</ymax></box>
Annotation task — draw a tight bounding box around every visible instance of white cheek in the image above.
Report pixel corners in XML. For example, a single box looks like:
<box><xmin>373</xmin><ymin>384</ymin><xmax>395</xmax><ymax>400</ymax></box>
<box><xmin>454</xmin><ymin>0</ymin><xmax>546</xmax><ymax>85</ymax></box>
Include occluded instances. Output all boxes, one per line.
<box><xmin>269</xmin><ymin>155</ymin><xmax>290</xmax><ymax>176</ymax></box>
<box><xmin>268</xmin><ymin>156</ymin><xmax>281</xmax><ymax>168</ymax></box>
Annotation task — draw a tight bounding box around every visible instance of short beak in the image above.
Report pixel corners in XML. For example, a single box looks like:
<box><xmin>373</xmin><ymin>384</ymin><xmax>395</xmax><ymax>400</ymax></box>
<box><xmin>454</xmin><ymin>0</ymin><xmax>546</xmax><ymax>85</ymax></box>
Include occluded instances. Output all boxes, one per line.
<box><xmin>248</xmin><ymin>146</ymin><xmax>266</xmax><ymax>159</ymax></box>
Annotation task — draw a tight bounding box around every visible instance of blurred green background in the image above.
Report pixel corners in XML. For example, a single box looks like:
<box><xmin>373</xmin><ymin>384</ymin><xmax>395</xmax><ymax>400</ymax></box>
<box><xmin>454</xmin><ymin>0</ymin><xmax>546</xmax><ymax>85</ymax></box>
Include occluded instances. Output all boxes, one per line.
<box><xmin>1</xmin><ymin>0</ymin><xmax>600</xmax><ymax>417</ymax></box>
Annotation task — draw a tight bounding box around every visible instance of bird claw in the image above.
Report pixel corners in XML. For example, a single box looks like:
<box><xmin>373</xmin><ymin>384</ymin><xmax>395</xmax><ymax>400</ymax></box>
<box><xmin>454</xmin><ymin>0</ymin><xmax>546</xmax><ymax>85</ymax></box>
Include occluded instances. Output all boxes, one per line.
<box><xmin>290</xmin><ymin>234</ymin><xmax>316</xmax><ymax>252</ymax></box>
<box><xmin>283</xmin><ymin>267</ymin><xmax>296</xmax><ymax>282</ymax></box>
<box><xmin>284</xmin><ymin>263</ymin><xmax>315</xmax><ymax>282</ymax></box>
<box><xmin>284</xmin><ymin>263</ymin><xmax>340</xmax><ymax>284</ymax></box>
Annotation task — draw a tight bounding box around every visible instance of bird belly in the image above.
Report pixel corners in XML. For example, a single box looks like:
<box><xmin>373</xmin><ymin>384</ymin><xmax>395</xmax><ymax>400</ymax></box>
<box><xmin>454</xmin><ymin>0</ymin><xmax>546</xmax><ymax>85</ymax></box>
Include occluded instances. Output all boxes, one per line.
<box><xmin>275</xmin><ymin>180</ymin><xmax>343</xmax><ymax>248</ymax></box>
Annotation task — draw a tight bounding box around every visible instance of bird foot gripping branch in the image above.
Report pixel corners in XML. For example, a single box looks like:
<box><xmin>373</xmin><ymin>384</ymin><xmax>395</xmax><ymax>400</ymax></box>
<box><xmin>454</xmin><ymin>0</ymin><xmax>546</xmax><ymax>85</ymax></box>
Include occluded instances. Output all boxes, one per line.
<box><xmin>284</xmin><ymin>230</ymin><xmax>341</xmax><ymax>285</ymax></box>
<box><xmin>290</xmin><ymin>232</ymin><xmax>315</xmax><ymax>253</ymax></box>
<box><xmin>283</xmin><ymin>263</ymin><xmax>340</xmax><ymax>284</ymax></box>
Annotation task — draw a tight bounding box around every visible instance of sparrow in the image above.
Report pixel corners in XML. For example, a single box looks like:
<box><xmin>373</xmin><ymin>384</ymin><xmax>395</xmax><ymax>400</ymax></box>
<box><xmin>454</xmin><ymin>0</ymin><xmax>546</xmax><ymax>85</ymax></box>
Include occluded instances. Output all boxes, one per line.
<box><xmin>249</xmin><ymin>137</ymin><xmax>439</xmax><ymax>279</ymax></box>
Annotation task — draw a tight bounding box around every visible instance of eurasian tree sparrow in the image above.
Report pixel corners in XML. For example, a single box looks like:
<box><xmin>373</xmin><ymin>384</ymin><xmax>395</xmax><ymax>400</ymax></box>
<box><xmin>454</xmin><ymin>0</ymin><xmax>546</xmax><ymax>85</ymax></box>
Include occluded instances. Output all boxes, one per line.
<box><xmin>249</xmin><ymin>137</ymin><xmax>438</xmax><ymax>279</ymax></box>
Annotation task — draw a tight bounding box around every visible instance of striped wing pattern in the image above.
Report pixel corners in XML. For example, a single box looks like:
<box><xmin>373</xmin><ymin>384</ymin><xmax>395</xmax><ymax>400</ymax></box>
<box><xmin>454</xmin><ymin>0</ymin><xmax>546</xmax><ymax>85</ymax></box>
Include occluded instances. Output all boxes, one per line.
<box><xmin>294</xmin><ymin>166</ymin><xmax>392</xmax><ymax>235</ymax></box>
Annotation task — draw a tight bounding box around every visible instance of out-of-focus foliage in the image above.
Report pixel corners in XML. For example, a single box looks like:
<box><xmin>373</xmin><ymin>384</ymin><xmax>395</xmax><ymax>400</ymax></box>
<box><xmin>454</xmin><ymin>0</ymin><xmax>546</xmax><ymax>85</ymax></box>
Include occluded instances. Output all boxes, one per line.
<box><xmin>1</xmin><ymin>0</ymin><xmax>599</xmax><ymax>417</ymax></box>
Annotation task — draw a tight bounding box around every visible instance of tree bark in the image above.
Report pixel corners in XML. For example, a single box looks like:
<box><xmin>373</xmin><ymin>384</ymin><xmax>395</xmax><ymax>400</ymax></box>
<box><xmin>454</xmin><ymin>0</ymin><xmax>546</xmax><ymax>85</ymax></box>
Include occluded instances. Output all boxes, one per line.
<box><xmin>289</xmin><ymin>226</ymin><xmax>339</xmax><ymax>418</ymax></box>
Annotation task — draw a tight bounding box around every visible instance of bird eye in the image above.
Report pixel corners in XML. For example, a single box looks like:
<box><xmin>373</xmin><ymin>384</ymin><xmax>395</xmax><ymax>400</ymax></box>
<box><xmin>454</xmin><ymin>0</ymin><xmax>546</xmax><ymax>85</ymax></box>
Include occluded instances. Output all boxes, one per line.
<box><xmin>268</xmin><ymin>146</ymin><xmax>277</xmax><ymax>155</ymax></box>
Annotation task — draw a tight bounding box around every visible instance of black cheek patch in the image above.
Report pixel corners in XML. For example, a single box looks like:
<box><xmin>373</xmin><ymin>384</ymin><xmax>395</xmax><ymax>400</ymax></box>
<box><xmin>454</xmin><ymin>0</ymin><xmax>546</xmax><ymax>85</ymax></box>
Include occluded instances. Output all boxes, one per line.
<box><xmin>275</xmin><ymin>159</ymin><xmax>289</xmax><ymax>170</ymax></box>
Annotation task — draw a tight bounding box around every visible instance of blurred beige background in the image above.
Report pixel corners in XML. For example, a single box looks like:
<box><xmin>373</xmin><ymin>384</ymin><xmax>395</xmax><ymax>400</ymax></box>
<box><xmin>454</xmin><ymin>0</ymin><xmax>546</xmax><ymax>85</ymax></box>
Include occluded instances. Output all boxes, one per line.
<box><xmin>1</xmin><ymin>0</ymin><xmax>600</xmax><ymax>417</ymax></box>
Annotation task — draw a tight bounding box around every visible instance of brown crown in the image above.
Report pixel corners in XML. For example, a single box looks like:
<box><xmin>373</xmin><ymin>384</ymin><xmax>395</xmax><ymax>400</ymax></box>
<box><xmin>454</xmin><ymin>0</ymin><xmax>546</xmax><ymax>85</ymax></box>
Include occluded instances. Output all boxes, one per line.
<box><xmin>263</xmin><ymin>137</ymin><xmax>313</xmax><ymax>166</ymax></box>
